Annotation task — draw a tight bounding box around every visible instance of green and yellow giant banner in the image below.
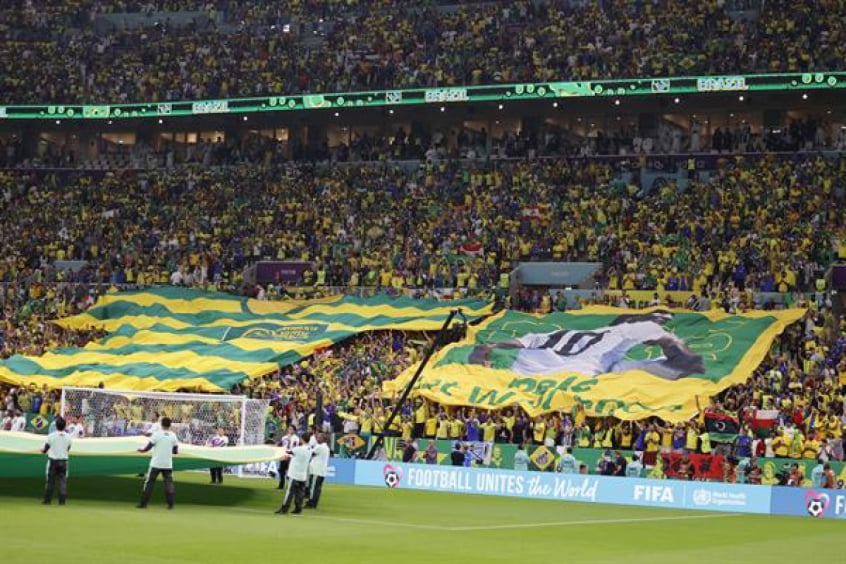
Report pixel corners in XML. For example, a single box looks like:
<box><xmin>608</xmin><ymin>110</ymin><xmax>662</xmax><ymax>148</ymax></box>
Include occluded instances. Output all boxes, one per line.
<box><xmin>0</xmin><ymin>288</ymin><xmax>492</xmax><ymax>392</ymax></box>
<box><xmin>385</xmin><ymin>307</ymin><xmax>805</xmax><ymax>422</ymax></box>
<box><xmin>0</xmin><ymin>431</ymin><xmax>285</xmax><ymax>478</ymax></box>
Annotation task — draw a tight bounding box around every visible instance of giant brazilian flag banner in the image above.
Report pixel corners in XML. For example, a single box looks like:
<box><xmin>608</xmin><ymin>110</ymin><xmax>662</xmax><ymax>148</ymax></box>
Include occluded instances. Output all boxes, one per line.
<box><xmin>385</xmin><ymin>307</ymin><xmax>805</xmax><ymax>422</ymax></box>
<box><xmin>0</xmin><ymin>288</ymin><xmax>492</xmax><ymax>392</ymax></box>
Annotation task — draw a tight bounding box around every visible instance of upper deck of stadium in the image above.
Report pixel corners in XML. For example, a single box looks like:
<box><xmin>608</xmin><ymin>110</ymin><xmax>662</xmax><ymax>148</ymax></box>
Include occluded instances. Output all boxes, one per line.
<box><xmin>1</xmin><ymin>0</ymin><xmax>843</xmax><ymax>105</ymax></box>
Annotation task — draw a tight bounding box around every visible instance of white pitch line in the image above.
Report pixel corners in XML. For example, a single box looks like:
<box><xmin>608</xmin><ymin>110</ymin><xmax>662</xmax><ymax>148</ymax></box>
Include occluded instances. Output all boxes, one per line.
<box><xmin>309</xmin><ymin>515</ymin><xmax>448</xmax><ymax>531</ymax></box>
<box><xmin>226</xmin><ymin>507</ymin><xmax>449</xmax><ymax>530</ymax></box>
<box><xmin>449</xmin><ymin>512</ymin><xmax>739</xmax><ymax>532</ymax></box>
<box><xmin>230</xmin><ymin>506</ymin><xmax>737</xmax><ymax>532</ymax></box>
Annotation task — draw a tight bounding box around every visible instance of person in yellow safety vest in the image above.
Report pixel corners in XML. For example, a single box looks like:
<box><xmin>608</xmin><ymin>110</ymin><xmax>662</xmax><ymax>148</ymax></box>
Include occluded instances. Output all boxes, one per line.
<box><xmin>602</xmin><ymin>426</ymin><xmax>614</xmax><ymax>449</ymax></box>
<box><xmin>802</xmin><ymin>433</ymin><xmax>821</xmax><ymax>460</ymax></box>
<box><xmin>436</xmin><ymin>412</ymin><xmax>449</xmax><ymax>439</ymax></box>
<box><xmin>544</xmin><ymin>419</ymin><xmax>558</xmax><ymax>444</ymax></box>
<box><xmin>448</xmin><ymin>415</ymin><xmax>464</xmax><ymax>440</ymax></box>
<box><xmin>501</xmin><ymin>411</ymin><xmax>516</xmax><ymax>434</ymax></box>
<box><xmin>372</xmin><ymin>410</ymin><xmax>385</xmax><ymax>436</ymax></box>
<box><xmin>591</xmin><ymin>426</ymin><xmax>604</xmax><ymax>449</ymax></box>
<box><xmin>413</xmin><ymin>402</ymin><xmax>427</xmax><ymax>439</ymax></box>
<box><xmin>698</xmin><ymin>428</ymin><xmax>712</xmax><ymax>455</ymax></box>
<box><xmin>645</xmin><ymin>425</ymin><xmax>661</xmax><ymax>454</ymax></box>
<box><xmin>532</xmin><ymin>419</ymin><xmax>546</xmax><ymax>444</ymax></box>
<box><xmin>772</xmin><ymin>431</ymin><xmax>790</xmax><ymax>457</ymax></box>
<box><xmin>685</xmin><ymin>422</ymin><xmax>699</xmax><ymax>453</ymax></box>
<box><xmin>424</xmin><ymin>412</ymin><xmax>438</xmax><ymax>439</ymax></box>
<box><xmin>789</xmin><ymin>429</ymin><xmax>805</xmax><ymax>459</ymax></box>
<box><xmin>827</xmin><ymin>413</ymin><xmax>842</xmax><ymax>441</ymax></box>
<box><xmin>388</xmin><ymin>415</ymin><xmax>402</xmax><ymax>437</ymax></box>
<box><xmin>618</xmin><ymin>424</ymin><xmax>633</xmax><ymax>450</ymax></box>
<box><xmin>577</xmin><ymin>424</ymin><xmax>591</xmax><ymax>448</ymax></box>
<box><xmin>398</xmin><ymin>417</ymin><xmax>412</xmax><ymax>441</ymax></box>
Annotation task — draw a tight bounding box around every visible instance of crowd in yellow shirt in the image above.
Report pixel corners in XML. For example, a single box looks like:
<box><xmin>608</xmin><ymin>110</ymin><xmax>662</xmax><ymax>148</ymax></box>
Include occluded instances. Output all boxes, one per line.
<box><xmin>3</xmin><ymin>1</ymin><xmax>846</xmax><ymax>105</ymax></box>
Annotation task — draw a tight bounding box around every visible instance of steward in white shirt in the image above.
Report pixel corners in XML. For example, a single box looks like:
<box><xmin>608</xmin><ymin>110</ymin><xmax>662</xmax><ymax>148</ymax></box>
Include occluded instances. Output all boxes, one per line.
<box><xmin>306</xmin><ymin>433</ymin><xmax>330</xmax><ymax>509</ymax></box>
<box><xmin>275</xmin><ymin>432</ymin><xmax>312</xmax><ymax>515</ymax></box>
<box><xmin>42</xmin><ymin>417</ymin><xmax>72</xmax><ymax>505</ymax></box>
<box><xmin>137</xmin><ymin>417</ymin><xmax>179</xmax><ymax>509</ymax></box>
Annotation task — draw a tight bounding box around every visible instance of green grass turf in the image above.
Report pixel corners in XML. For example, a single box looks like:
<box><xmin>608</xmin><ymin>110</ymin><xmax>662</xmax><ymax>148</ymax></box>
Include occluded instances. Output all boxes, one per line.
<box><xmin>1</xmin><ymin>472</ymin><xmax>841</xmax><ymax>564</ymax></box>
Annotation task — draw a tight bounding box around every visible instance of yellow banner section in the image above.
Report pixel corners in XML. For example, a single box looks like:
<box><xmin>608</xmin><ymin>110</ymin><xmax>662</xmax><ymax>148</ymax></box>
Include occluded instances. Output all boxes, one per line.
<box><xmin>386</xmin><ymin>307</ymin><xmax>806</xmax><ymax>422</ymax></box>
<box><xmin>3</xmin><ymin>288</ymin><xmax>493</xmax><ymax>392</ymax></box>
<box><xmin>0</xmin><ymin>367</ymin><xmax>230</xmax><ymax>393</ymax></box>
<box><xmin>605</xmin><ymin>290</ymin><xmax>695</xmax><ymax>303</ymax></box>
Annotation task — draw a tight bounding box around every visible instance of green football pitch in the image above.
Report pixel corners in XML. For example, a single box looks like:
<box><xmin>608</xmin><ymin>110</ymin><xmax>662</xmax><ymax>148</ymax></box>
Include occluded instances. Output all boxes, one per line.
<box><xmin>1</xmin><ymin>472</ymin><xmax>841</xmax><ymax>563</ymax></box>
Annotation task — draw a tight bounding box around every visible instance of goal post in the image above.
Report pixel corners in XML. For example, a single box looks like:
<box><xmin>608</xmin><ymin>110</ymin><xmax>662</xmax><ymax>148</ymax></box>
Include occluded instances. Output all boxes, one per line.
<box><xmin>59</xmin><ymin>386</ymin><xmax>269</xmax><ymax>447</ymax></box>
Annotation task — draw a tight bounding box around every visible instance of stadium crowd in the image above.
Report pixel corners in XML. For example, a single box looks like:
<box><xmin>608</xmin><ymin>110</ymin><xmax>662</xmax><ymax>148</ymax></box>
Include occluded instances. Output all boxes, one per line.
<box><xmin>2</xmin><ymin>0</ymin><xmax>846</xmax><ymax>483</ymax></box>
<box><xmin>2</xmin><ymin>159</ymin><xmax>844</xmax><ymax>468</ymax></box>
<box><xmin>2</xmin><ymin>0</ymin><xmax>846</xmax><ymax>104</ymax></box>
<box><xmin>4</xmin><ymin>306</ymin><xmax>845</xmax><ymax>483</ymax></box>
<box><xmin>1</xmin><ymin>156</ymin><xmax>843</xmax><ymax>306</ymax></box>
<box><xmin>260</xmin><ymin>303</ymin><xmax>845</xmax><ymax>462</ymax></box>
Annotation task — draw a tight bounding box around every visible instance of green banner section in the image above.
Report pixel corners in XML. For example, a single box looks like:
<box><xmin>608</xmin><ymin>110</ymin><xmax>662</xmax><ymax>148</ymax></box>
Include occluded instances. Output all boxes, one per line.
<box><xmin>755</xmin><ymin>457</ymin><xmax>846</xmax><ymax>488</ymax></box>
<box><xmin>0</xmin><ymin>432</ymin><xmax>285</xmax><ymax>479</ymax></box>
<box><xmin>386</xmin><ymin>307</ymin><xmax>804</xmax><ymax>421</ymax></box>
<box><xmin>0</xmin><ymin>72</ymin><xmax>842</xmax><ymax>121</ymax></box>
<box><xmin>24</xmin><ymin>414</ymin><xmax>54</xmax><ymax>435</ymax></box>
<box><xmin>0</xmin><ymin>288</ymin><xmax>491</xmax><ymax>392</ymax></box>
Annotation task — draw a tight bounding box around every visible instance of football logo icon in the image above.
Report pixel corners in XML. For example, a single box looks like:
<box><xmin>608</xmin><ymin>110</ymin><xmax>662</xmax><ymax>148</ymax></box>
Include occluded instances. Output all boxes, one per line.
<box><xmin>383</xmin><ymin>464</ymin><xmax>403</xmax><ymax>488</ymax></box>
<box><xmin>805</xmin><ymin>492</ymin><xmax>830</xmax><ymax>518</ymax></box>
<box><xmin>692</xmin><ymin>489</ymin><xmax>712</xmax><ymax>506</ymax></box>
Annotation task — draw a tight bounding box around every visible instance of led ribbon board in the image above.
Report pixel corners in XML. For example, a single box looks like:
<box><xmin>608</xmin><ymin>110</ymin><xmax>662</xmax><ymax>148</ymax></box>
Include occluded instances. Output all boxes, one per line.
<box><xmin>0</xmin><ymin>72</ymin><xmax>841</xmax><ymax>121</ymax></box>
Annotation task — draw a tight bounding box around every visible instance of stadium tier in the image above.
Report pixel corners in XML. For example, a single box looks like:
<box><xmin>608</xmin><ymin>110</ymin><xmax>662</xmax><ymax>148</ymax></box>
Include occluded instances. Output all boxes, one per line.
<box><xmin>2</xmin><ymin>1</ymin><xmax>846</xmax><ymax>105</ymax></box>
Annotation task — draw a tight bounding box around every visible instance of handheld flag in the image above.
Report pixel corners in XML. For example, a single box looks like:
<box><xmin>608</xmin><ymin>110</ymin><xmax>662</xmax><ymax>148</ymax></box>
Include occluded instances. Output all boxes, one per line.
<box><xmin>705</xmin><ymin>412</ymin><xmax>740</xmax><ymax>443</ymax></box>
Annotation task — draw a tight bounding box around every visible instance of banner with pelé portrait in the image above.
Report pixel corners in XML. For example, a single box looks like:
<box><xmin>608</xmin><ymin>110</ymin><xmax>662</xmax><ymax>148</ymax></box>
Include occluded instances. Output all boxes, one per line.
<box><xmin>384</xmin><ymin>307</ymin><xmax>805</xmax><ymax>422</ymax></box>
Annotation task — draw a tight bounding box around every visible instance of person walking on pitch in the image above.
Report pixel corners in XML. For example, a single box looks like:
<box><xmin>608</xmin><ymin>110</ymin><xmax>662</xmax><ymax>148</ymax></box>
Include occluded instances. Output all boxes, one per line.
<box><xmin>206</xmin><ymin>428</ymin><xmax>229</xmax><ymax>484</ymax></box>
<box><xmin>42</xmin><ymin>416</ymin><xmax>72</xmax><ymax>505</ymax></box>
<box><xmin>275</xmin><ymin>432</ymin><xmax>312</xmax><ymax>515</ymax></box>
<box><xmin>276</xmin><ymin>425</ymin><xmax>300</xmax><ymax>490</ymax></box>
<box><xmin>137</xmin><ymin>411</ymin><xmax>162</xmax><ymax>477</ymax></box>
<box><xmin>306</xmin><ymin>433</ymin><xmax>330</xmax><ymax>509</ymax></box>
<box><xmin>137</xmin><ymin>417</ymin><xmax>179</xmax><ymax>509</ymax></box>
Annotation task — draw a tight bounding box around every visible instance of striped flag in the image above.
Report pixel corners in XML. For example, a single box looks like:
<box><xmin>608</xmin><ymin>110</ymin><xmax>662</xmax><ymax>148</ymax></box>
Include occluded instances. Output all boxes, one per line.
<box><xmin>751</xmin><ymin>409</ymin><xmax>779</xmax><ymax>438</ymax></box>
<box><xmin>521</xmin><ymin>206</ymin><xmax>543</xmax><ymax>221</ymax></box>
<box><xmin>0</xmin><ymin>288</ymin><xmax>492</xmax><ymax>392</ymax></box>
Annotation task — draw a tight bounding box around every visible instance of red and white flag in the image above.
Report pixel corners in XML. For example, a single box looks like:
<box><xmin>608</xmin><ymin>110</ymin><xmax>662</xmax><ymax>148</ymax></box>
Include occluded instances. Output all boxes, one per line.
<box><xmin>521</xmin><ymin>206</ymin><xmax>543</xmax><ymax>221</ymax></box>
<box><xmin>751</xmin><ymin>409</ymin><xmax>779</xmax><ymax>437</ymax></box>
<box><xmin>459</xmin><ymin>242</ymin><xmax>484</xmax><ymax>256</ymax></box>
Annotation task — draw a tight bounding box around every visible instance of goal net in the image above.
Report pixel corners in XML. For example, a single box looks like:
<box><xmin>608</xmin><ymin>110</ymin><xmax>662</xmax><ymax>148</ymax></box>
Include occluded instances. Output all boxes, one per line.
<box><xmin>60</xmin><ymin>386</ymin><xmax>270</xmax><ymax>447</ymax></box>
